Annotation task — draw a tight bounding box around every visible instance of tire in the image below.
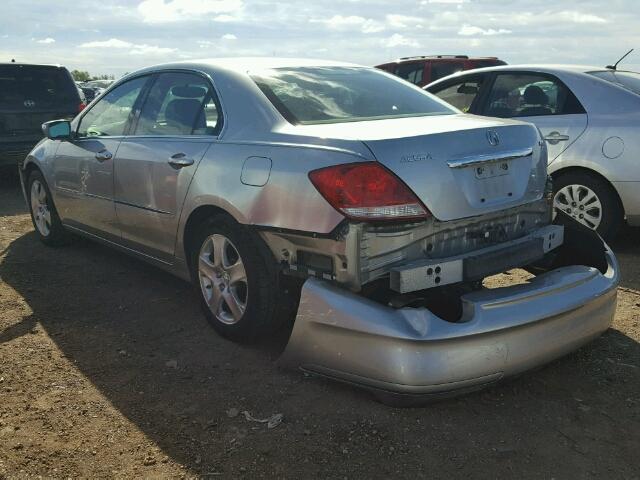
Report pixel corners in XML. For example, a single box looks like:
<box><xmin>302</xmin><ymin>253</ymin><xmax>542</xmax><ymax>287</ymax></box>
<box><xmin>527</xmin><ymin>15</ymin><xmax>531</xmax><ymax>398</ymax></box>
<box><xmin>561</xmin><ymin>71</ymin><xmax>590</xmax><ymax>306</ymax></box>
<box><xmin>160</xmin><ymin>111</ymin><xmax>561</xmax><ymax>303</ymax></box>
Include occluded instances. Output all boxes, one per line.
<box><xmin>189</xmin><ymin>214</ymin><xmax>296</xmax><ymax>342</ymax></box>
<box><xmin>552</xmin><ymin>171</ymin><xmax>623</xmax><ymax>242</ymax></box>
<box><xmin>26</xmin><ymin>169</ymin><xmax>70</xmax><ymax>246</ymax></box>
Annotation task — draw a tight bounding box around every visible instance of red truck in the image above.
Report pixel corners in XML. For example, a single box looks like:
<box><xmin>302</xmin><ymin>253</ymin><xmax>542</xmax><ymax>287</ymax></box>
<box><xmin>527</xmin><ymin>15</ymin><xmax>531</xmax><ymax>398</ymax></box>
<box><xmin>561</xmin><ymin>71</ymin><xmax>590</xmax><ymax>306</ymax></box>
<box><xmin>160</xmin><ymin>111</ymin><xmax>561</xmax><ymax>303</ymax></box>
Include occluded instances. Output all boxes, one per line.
<box><xmin>376</xmin><ymin>55</ymin><xmax>506</xmax><ymax>87</ymax></box>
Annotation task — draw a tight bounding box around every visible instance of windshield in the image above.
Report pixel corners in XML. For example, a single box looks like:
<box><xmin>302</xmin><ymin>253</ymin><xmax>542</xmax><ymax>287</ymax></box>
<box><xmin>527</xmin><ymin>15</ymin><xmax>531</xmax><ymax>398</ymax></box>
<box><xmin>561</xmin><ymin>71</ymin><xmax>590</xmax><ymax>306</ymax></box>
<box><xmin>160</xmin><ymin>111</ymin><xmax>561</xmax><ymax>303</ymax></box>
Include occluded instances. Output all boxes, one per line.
<box><xmin>251</xmin><ymin>67</ymin><xmax>454</xmax><ymax>125</ymax></box>
<box><xmin>588</xmin><ymin>70</ymin><xmax>640</xmax><ymax>95</ymax></box>
<box><xmin>0</xmin><ymin>65</ymin><xmax>78</xmax><ymax>109</ymax></box>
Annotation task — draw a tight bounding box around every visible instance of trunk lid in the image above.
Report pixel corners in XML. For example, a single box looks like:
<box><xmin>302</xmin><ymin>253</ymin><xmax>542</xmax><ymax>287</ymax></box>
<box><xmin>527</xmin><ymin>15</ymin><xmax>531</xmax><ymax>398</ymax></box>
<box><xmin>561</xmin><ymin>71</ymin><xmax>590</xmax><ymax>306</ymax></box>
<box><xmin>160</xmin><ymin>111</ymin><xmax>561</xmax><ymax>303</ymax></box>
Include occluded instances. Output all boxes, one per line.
<box><xmin>292</xmin><ymin>114</ymin><xmax>546</xmax><ymax>221</ymax></box>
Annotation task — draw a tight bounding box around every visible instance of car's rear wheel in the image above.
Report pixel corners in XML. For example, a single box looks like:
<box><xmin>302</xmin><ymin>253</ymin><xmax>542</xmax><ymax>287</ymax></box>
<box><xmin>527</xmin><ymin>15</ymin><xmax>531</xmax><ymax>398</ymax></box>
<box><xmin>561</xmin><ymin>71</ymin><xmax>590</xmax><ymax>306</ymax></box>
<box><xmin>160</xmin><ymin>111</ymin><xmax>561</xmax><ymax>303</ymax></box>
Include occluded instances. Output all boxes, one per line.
<box><xmin>190</xmin><ymin>214</ymin><xmax>296</xmax><ymax>342</ymax></box>
<box><xmin>27</xmin><ymin>170</ymin><xmax>69</xmax><ymax>246</ymax></box>
<box><xmin>552</xmin><ymin>171</ymin><xmax>622</xmax><ymax>242</ymax></box>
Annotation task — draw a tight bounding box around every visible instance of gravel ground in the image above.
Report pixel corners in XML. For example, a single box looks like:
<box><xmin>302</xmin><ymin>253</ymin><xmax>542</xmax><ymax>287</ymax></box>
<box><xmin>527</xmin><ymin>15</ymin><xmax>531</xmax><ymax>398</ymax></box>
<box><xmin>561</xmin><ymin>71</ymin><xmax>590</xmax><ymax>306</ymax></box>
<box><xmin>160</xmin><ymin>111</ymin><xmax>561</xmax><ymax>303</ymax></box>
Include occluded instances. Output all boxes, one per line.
<box><xmin>0</xmin><ymin>168</ymin><xmax>638</xmax><ymax>479</ymax></box>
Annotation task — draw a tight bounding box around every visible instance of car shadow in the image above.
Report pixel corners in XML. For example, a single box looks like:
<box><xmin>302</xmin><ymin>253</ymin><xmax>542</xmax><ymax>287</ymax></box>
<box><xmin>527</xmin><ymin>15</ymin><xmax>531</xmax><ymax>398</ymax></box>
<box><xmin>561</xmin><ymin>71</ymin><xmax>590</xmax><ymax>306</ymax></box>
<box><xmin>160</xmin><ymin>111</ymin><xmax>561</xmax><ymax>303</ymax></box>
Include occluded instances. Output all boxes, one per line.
<box><xmin>1</xmin><ymin>203</ymin><xmax>639</xmax><ymax>476</ymax></box>
<box><xmin>0</xmin><ymin>167</ymin><xmax>27</xmax><ymax>218</ymax></box>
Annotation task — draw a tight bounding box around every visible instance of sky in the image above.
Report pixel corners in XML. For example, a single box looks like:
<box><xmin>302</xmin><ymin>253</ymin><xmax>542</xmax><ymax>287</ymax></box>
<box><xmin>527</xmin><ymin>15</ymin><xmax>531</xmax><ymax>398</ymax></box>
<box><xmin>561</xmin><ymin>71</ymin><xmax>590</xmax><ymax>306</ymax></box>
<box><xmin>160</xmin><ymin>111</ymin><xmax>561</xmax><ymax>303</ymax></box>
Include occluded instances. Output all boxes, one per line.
<box><xmin>1</xmin><ymin>0</ymin><xmax>639</xmax><ymax>77</ymax></box>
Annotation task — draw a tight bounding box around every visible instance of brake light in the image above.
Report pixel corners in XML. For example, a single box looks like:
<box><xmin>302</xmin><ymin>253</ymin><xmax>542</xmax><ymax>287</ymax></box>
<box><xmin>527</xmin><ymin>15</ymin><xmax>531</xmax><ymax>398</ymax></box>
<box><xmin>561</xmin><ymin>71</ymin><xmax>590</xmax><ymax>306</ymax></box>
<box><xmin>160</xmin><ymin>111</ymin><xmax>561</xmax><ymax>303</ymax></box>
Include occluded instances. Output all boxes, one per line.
<box><xmin>308</xmin><ymin>162</ymin><xmax>430</xmax><ymax>221</ymax></box>
<box><xmin>78</xmin><ymin>102</ymin><xmax>86</xmax><ymax>112</ymax></box>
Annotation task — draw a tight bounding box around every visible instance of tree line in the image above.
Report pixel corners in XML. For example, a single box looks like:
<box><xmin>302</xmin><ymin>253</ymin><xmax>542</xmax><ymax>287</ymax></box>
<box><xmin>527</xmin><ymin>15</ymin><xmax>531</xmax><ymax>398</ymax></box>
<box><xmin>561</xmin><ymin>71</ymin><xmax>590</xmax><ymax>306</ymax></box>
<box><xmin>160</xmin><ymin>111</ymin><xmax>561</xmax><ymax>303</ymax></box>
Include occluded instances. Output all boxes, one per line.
<box><xmin>70</xmin><ymin>70</ymin><xmax>117</xmax><ymax>82</ymax></box>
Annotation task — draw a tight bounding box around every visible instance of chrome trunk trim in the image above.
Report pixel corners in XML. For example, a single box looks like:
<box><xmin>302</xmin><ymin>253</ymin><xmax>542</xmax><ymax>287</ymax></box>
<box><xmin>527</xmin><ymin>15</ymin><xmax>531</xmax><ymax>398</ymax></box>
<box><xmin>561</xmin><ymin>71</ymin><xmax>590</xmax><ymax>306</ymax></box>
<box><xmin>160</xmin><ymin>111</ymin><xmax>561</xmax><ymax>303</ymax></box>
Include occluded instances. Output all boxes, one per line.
<box><xmin>447</xmin><ymin>147</ymin><xmax>533</xmax><ymax>169</ymax></box>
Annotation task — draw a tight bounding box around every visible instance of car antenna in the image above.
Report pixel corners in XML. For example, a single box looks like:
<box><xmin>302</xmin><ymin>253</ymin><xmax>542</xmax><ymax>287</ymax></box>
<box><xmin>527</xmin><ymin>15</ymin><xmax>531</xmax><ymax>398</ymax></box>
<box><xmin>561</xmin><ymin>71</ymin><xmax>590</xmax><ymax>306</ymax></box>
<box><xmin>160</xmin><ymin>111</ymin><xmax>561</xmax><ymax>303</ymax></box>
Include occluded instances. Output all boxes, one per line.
<box><xmin>606</xmin><ymin>48</ymin><xmax>634</xmax><ymax>70</ymax></box>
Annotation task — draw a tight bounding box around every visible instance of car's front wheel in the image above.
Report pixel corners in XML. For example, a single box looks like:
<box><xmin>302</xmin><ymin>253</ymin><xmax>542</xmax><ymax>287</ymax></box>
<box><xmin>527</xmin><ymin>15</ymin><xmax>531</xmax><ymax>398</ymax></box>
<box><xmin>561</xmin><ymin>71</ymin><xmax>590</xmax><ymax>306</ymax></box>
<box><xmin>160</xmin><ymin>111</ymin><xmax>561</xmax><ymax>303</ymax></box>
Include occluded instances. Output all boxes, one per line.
<box><xmin>27</xmin><ymin>169</ymin><xmax>69</xmax><ymax>246</ymax></box>
<box><xmin>190</xmin><ymin>214</ymin><xmax>295</xmax><ymax>342</ymax></box>
<box><xmin>552</xmin><ymin>171</ymin><xmax>623</xmax><ymax>242</ymax></box>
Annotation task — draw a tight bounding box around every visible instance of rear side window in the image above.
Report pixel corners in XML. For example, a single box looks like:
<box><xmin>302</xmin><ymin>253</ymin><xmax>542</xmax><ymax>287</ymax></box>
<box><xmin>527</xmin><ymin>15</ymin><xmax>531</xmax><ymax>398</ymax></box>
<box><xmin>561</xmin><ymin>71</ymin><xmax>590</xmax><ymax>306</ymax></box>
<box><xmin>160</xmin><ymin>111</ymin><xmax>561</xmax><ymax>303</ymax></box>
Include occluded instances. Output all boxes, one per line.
<box><xmin>430</xmin><ymin>75</ymin><xmax>485</xmax><ymax>112</ymax></box>
<box><xmin>430</xmin><ymin>62</ymin><xmax>465</xmax><ymax>82</ymax></box>
<box><xmin>394</xmin><ymin>62</ymin><xmax>424</xmax><ymax>84</ymax></box>
<box><xmin>484</xmin><ymin>73</ymin><xmax>584</xmax><ymax>118</ymax></box>
<box><xmin>251</xmin><ymin>66</ymin><xmax>454</xmax><ymax>125</ymax></box>
<box><xmin>135</xmin><ymin>72</ymin><xmax>220</xmax><ymax>136</ymax></box>
<box><xmin>77</xmin><ymin>76</ymin><xmax>147</xmax><ymax>137</ymax></box>
<box><xmin>0</xmin><ymin>65</ymin><xmax>78</xmax><ymax>110</ymax></box>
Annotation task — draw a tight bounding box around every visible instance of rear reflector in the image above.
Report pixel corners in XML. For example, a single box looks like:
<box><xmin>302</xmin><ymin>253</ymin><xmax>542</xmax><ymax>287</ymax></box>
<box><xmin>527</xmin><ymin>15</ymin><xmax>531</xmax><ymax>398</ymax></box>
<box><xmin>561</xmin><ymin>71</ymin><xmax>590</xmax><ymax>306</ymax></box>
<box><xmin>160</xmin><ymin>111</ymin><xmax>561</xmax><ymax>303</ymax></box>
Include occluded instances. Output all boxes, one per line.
<box><xmin>308</xmin><ymin>162</ymin><xmax>430</xmax><ymax>221</ymax></box>
<box><xmin>78</xmin><ymin>102</ymin><xmax>86</xmax><ymax>112</ymax></box>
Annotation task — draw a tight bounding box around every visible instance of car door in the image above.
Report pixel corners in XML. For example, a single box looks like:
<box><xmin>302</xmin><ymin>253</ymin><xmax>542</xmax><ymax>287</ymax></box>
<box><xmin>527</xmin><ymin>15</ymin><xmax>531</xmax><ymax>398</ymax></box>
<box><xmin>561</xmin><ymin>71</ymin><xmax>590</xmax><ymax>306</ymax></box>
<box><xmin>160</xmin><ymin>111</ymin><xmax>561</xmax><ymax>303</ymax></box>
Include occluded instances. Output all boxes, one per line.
<box><xmin>113</xmin><ymin>70</ymin><xmax>222</xmax><ymax>263</ymax></box>
<box><xmin>480</xmin><ymin>72</ymin><xmax>587</xmax><ymax>161</ymax></box>
<box><xmin>52</xmin><ymin>76</ymin><xmax>150</xmax><ymax>239</ymax></box>
<box><xmin>425</xmin><ymin>73</ymin><xmax>489</xmax><ymax>113</ymax></box>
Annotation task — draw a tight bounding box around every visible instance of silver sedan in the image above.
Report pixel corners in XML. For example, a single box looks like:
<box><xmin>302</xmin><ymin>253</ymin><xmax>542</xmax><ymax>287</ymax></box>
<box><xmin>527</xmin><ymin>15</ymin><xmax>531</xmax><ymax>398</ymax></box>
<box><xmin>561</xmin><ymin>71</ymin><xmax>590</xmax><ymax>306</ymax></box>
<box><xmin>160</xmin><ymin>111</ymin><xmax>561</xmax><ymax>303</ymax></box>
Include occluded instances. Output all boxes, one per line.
<box><xmin>426</xmin><ymin>64</ymin><xmax>640</xmax><ymax>241</ymax></box>
<box><xmin>20</xmin><ymin>59</ymin><xmax>618</xmax><ymax>403</ymax></box>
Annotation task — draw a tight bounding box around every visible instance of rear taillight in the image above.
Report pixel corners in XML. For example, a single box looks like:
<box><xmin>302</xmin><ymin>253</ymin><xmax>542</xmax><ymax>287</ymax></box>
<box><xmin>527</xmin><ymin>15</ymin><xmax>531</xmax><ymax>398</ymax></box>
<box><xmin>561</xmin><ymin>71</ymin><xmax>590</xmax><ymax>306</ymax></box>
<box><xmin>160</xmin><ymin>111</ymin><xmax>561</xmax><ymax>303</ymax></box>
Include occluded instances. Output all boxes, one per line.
<box><xmin>308</xmin><ymin>162</ymin><xmax>430</xmax><ymax>221</ymax></box>
<box><xmin>78</xmin><ymin>102</ymin><xmax>86</xmax><ymax>112</ymax></box>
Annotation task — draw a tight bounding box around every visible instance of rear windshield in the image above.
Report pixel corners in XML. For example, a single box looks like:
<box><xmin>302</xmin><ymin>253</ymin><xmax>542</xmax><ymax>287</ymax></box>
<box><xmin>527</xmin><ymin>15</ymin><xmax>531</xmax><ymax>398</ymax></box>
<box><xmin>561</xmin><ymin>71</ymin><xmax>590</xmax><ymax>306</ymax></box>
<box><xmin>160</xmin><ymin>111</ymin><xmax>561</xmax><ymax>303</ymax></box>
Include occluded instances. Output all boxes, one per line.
<box><xmin>251</xmin><ymin>67</ymin><xmax>454</xmax><ymax>125</ymax></box>
<box><xmin>588</xmin><ymin>70</ymin><xmax>640</xmax><ymax>95</ymax></box>
<box><xmin>0</xmin><ymin>65</ymin><xmax>78</xmax><ymax>109</ymax></box>
<box><xmin>472</xmin><ymin>59</ymin><xmax>507</xmax><ymax>69</ymax></box>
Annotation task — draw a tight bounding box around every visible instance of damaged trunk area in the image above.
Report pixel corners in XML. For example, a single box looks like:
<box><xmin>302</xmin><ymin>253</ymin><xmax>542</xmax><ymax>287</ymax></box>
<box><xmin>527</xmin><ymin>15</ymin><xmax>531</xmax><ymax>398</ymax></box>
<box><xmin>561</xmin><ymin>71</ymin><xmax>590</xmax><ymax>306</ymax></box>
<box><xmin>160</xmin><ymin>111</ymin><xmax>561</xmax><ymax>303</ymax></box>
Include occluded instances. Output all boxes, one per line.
<box><xmin>278</xmin><ymin>212</ymin><xmax>617</xmax><ymax>401</ymax></box>
<box><xmin>264</xmin><ymin>202</ymin><xmax>611</xmax><ymax>325</ymax></box>
<box><xmin>360</xmin><ymin>212</ymin><xmax>611</xmax><ymax>322</ymax></box>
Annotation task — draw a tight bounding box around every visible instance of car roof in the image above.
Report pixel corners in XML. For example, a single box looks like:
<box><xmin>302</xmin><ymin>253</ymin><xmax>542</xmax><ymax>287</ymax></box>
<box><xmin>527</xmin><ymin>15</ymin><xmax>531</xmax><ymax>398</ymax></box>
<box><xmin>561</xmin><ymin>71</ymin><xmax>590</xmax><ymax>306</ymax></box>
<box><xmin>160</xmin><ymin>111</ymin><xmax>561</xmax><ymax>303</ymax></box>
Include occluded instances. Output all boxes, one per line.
<box><xmin>139</xmin><ymin>57</ymin><xmax>362</xmax><ymax>75</ymax></box>
<box><xmin>471</xmin><ymin>64</ymin><xmax>603</xmax><ymax>73</ymax></box>
<box><xmin>433</xmin><ymin>64</ymin><xmax>616</xmax><ymax>80</ymax></box>
<box><xmin>382</xmin><ymin>55</ymin><xmax>501</xmax><ymax>64</ymax></box>
<box><xmin>425</xmin><ymin>64</ymin><xmax>615</xmax><ymax>89</ymax></box>
<box><xmin>0</xmin><ymin>62</ymin><xmax>64</xmax><ymax>68</ymax></box>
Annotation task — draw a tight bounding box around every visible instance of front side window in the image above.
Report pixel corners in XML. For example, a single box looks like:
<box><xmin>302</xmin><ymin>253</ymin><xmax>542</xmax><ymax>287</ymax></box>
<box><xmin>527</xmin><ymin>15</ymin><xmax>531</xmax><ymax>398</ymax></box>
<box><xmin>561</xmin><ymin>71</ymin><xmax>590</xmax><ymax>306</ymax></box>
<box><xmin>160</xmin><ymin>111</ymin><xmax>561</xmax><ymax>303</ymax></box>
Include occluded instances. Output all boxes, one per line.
<box><xmin>251</xmin><ymin>67</ymin><xmax>454</xmax><ymax>125</ymax></box>
<box><xmin>430</xmin><ymin>75</ymin><xmax>484</xmax><ymax>112</ymax></box>
<box><xmin>484</xmin><ymin>73</ymin><xmax>584</xmax><ymax>118</ymax></box>
<box><xmin>134</xmin><ymin>72</ymin><xmax>220</xmax><ymax>136</ymax></box>
<box><xmin>77</xmin><ymin>76</ymin><xmax>147</xmax><ymax>137</ymax></box>
<box><xmin>394</xmin><ymin>62</ymin><xmax>424</xmax><ymax>84</ymax></box>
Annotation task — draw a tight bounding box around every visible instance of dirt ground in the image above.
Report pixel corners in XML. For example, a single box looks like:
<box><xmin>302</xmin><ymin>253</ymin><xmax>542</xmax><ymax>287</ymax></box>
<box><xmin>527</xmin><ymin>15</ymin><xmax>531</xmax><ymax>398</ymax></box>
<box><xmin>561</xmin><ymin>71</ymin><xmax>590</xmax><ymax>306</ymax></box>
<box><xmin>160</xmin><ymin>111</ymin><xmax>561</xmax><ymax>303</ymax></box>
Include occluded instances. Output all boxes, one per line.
<box><xmin>0</xmin><ymin>167</ymin><xmax>638</xmax><ymax>479</ymax></box>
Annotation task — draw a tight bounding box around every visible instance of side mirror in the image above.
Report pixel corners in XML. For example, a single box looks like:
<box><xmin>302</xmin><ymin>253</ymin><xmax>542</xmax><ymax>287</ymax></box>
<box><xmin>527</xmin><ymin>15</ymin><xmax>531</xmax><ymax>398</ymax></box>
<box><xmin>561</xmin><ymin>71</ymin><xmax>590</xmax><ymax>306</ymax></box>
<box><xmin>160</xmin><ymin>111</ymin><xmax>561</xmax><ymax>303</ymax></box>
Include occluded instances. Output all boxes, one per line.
<box><xmin>42</xmin><ymin>120</ymin><xmax>72</xmax><ymax>140</ymax></box>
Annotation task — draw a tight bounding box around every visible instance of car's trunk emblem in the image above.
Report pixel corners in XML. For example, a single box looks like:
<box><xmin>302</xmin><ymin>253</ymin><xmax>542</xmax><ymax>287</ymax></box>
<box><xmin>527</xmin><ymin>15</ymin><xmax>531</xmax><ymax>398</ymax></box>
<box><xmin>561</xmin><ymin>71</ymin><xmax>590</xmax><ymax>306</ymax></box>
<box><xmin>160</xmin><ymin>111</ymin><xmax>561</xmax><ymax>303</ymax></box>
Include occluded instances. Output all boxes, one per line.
<box><xmin>486</xmin><ymin>130</ymin><xmax>500</xmax><ymax>146</ymax></box>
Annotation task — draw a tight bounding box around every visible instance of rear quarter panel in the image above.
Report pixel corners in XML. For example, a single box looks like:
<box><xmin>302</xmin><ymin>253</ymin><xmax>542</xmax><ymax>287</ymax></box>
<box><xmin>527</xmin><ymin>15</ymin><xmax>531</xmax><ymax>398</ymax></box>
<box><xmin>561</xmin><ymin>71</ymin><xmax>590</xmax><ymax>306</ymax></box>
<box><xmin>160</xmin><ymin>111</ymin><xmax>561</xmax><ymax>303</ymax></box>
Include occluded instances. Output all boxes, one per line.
<box><xmin>548</xmin><ymin>111</ymin><xmax>640</xmax><ymax>219</ymax></box>
<box><xmin>175</xmin><ymin>142</ymin><xmax>371</xmax><ymax>260</ymax></box>
<box><xmin>548</xmin><ymin>110</ymin><xmax>640</xmax><ymax>182</ymax></box>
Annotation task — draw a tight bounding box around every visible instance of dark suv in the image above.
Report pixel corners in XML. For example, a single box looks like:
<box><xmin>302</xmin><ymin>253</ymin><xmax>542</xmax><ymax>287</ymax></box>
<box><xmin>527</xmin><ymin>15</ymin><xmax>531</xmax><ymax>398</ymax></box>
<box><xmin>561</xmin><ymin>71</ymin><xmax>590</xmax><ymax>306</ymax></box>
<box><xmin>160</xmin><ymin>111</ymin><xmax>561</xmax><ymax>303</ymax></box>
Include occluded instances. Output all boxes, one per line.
<box><xmin>0</xmin><ymin>63</ymin><xmax>84</xmax><ymax>167</ymax></box>
<box><xmin>376</xmin><ymin>55</ymin><xmax>507</xmax><ymax>87</ymax></box>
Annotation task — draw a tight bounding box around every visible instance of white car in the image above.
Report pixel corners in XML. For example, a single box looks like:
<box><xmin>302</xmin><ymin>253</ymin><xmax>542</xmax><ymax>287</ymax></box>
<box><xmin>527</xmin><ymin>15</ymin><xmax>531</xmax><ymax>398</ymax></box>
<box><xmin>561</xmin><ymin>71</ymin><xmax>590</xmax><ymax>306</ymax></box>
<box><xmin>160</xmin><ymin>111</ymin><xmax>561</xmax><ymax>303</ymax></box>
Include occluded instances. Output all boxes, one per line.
<box><xmin>426</xmin><ymin>65</ymin><xmax>640</xmax><ymax>240</ymax></box>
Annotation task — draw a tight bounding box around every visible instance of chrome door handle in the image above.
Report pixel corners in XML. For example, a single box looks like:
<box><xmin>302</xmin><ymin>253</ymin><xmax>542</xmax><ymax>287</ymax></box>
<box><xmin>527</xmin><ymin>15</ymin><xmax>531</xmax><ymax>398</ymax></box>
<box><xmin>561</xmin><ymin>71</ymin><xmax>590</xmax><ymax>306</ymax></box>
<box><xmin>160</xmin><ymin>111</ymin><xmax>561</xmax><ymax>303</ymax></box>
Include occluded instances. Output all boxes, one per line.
<box><xmin>543</xmin><ymin>132</ymin><xmax>570</xmax><ymax>145</ymax></box>
<box><xmin>95</xmin><ymin>149</ymin><xmax>113</xmax><ymax>162</ymax></box>
<box><xmin>168</xmin><ymin>152</ymin><xmax>194</xmax><ymax>169</ymax></box>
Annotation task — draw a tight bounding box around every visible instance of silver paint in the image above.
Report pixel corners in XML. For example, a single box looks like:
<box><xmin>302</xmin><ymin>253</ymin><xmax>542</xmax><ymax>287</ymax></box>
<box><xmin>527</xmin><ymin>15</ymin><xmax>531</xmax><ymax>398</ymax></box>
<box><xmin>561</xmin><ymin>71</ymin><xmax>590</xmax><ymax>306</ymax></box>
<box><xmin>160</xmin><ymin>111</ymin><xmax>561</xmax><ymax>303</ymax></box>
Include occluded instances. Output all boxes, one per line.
<box><xmin>280</xmin><ymin>245</ymin><xmax>618</xmax><ymax>395</ymax></box>
<box><xmin>19</xmin><ymin>58</ymin><xmax>619</xmax><ymax>397</ymax></box>
<box><xmin>427</xmin><ymin>64</ymin><xmax>640</xmax><ymax>226</ymax></box>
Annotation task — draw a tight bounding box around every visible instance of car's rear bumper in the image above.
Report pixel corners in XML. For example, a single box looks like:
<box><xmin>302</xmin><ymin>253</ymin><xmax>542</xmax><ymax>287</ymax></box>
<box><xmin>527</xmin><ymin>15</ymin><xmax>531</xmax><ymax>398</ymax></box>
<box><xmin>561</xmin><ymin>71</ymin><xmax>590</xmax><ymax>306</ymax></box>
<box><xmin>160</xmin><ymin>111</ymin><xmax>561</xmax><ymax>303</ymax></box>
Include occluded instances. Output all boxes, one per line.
<box><xmin>280</xmin><ymin>231</ymin><xmax>618</xmax><ymax>399</ymax></box>
<box><xmin>0</xmin><ymin>140</ymin><xmax>38</xmax><ymax>167</ymax></box>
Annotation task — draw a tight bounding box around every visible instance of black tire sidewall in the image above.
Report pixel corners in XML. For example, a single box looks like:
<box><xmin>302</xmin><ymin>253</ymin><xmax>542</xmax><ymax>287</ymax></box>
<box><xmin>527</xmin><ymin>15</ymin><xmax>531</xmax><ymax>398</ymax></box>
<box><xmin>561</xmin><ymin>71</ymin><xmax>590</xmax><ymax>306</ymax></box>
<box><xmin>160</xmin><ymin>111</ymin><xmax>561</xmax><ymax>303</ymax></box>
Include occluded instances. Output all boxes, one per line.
<box><xmin>189</xmin><ymin>215</ymin><xmax>284</xmax><ymax>342</ymax></box>
<box><xmin>553</xmin><ymin>171</ymin><xmax>622</xmax><ymax>242</ymax></box>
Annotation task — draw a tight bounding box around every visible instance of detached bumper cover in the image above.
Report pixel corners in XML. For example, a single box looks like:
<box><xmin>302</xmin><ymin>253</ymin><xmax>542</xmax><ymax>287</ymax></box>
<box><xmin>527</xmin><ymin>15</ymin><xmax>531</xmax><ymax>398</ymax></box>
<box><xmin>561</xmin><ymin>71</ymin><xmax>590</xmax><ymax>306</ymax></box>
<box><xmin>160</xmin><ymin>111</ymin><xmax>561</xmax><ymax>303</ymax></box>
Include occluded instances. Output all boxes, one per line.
<box><xmin>280</xmin><ymin>245</ymin><xmax>618</xmax><ymax>396</ymax></box>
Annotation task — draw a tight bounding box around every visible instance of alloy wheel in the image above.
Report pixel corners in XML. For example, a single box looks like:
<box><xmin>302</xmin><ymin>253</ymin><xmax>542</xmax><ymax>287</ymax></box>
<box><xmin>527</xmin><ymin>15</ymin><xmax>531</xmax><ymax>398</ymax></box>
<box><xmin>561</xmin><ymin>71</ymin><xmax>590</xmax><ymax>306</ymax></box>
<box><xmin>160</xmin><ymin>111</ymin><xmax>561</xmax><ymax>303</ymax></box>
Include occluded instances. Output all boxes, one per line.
<box><xmin>553</xmin><ymin>184</ymin><xmax>602</xmax><ymax>230</ymax></box>
<box><xmin>30</xmin><ymin>179</ymin><xmax>52</xmax><ymax>237</ymax></box>
<box><xmin>198</xmin><ymin>234</ymin><xmax>248</xmax><ymax>325</ymax></box>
